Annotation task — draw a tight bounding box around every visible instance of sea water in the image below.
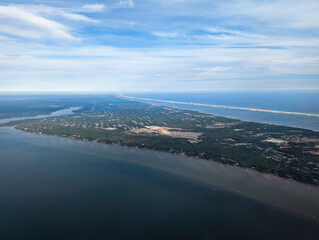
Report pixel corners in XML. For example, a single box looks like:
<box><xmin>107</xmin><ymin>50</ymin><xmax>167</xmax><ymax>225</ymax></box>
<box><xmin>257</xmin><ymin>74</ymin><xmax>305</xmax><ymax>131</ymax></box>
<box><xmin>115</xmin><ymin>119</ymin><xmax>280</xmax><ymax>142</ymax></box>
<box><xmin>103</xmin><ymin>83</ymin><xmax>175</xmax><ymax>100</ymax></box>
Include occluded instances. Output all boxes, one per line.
<box><xmin>0</xmin><ymin>127</ymin><xmax>318</xmax><ymax>239</ymax></box>
<box><xmin>125</xmin><ymin>92</ymin><xmax>319</xmax><ymax>131</ymax></box>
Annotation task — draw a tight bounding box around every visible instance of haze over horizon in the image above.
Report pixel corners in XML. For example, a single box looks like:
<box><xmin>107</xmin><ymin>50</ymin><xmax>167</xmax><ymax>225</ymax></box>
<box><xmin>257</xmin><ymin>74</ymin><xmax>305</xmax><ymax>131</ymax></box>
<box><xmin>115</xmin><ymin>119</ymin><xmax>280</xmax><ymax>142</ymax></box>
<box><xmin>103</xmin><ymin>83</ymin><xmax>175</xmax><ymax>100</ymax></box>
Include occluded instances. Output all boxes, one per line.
<box><xmin>1</xmin><ymin>0</ymin><xmax>319</xmax><ymax>92</ymax></box>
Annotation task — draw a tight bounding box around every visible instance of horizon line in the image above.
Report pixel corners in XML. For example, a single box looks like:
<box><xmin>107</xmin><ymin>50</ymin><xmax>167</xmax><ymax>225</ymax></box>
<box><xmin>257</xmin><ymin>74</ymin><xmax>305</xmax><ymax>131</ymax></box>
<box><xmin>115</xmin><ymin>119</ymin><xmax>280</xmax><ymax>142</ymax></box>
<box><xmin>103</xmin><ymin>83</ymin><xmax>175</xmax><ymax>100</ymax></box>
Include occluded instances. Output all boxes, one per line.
<box><xmin>1</xmin><ymin>89</ymin><xmax>319</xmax><ymax>94</ymax></box>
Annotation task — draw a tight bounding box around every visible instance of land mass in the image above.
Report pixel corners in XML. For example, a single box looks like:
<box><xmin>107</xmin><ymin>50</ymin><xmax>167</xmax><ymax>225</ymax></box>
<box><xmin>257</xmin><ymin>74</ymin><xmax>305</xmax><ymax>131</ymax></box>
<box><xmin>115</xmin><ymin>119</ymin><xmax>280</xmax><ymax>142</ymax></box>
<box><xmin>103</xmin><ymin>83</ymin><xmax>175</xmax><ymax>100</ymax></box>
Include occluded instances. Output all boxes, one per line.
<box><xmin>2</xmin><ymin>95</ymin><xmax>319</xmax><ymax>186</ymax></box>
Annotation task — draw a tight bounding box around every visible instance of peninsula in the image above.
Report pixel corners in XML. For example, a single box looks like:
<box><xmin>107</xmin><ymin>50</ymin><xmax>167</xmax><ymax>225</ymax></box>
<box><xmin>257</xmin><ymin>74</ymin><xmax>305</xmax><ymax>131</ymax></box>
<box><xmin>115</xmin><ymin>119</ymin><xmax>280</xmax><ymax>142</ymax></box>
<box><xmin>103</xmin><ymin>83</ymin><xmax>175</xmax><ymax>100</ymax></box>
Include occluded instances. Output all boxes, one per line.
<box><xmin>3</xmin><ymin>95</ymin><xmax>319</xmax><ymax>186</ymax></box>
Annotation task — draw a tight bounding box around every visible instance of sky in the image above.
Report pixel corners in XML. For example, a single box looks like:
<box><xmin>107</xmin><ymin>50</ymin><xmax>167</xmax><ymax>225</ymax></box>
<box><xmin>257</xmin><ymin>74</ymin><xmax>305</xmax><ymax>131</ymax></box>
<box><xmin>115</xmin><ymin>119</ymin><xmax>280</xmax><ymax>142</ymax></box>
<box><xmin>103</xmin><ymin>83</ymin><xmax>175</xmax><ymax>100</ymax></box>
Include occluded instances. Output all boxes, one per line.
<box><xmin>0</xmin><ymin>0</ymin><xmax>319</xmax><ymax>92</ymax></box>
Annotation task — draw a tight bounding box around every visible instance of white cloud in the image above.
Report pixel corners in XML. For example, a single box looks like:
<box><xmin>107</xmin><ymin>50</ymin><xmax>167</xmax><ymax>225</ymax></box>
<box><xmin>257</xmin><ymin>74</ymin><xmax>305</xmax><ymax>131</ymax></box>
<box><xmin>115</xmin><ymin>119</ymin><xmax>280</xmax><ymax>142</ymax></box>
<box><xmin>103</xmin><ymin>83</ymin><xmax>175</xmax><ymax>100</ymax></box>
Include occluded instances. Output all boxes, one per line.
<box><xmin>0</xmin><ymin>0</ymin><xmax>318</xmax><ymax>91</ymax></box>
<box><xmin>198</xmin><ymin>67</ymin><xmax>230</xmax><ymax>76</ymax></box>
<box><xmin>82</xmin><ymin>1</ymin><xmax>134</xmax><ymax>11</ymax></box>
<box><xmin>1</xmin><ymin>40</ymin><xmax>319</xmax><ymax>91</ymax></box>
<box><xmin>20</xmin><ymin>5</ymin><xmax>98</xmax><ymax>23</ymax></box>
<box><xmin>0</xmin><ymin>6</ymin><xmax>77</xmax><ymax>40</ymax></box>
<box><xmin>81</xmin><ymin>4</ymin><xmax>105</xmax><ymax>12</ymax></box>
<box><xmin>227</xmin><ymin>0</ymin><xmax>319</xmax><ymax>29</ymax></box>
<box><xmin>60</xmin><ymin>12</ymin><xmax>97</xmax><ymax>22</ymax></box>
<box><xmin>152</xmin><ymin>31</ymin><xmax>180</xmax><ymax>38</ymax></box>
<box><xmin>115</xmin><ymin>0</ymin><xmax>134</xmax><ymax>8</ymax></box>
<box><xmin>168</xmin><ymin>27</ymin><xmax>319</xmax><ymax>48</ymax></box>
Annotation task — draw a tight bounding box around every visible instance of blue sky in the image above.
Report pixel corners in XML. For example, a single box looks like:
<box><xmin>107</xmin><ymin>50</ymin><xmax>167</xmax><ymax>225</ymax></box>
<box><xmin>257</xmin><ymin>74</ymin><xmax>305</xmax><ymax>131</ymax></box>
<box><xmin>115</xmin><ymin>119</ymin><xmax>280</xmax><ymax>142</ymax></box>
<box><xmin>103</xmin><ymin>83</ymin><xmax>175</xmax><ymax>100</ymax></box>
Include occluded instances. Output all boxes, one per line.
<box><xmin>0</xmin><ymin>0</ymin><xmax>319</xmax><ymax>91</ymax></box>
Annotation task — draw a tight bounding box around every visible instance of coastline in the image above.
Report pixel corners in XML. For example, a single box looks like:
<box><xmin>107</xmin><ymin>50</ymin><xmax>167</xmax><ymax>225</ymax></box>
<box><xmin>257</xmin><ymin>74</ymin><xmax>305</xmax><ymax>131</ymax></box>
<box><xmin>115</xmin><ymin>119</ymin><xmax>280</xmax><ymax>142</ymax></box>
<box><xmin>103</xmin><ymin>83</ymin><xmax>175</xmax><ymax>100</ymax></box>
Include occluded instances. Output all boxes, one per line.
<box><xmin>11</xmin><ymin>123</ymin><xmax>319</xmax><ymax>188</ymax></box>
<box><xmin>122</xmin><ymin>95</ymin><xmax>319</xmax><ymax>132</ymax></box>
<box><xmin>123</xmin><ymin>96</ymin><xmax>319</xmax><ymax>117</ymax></box>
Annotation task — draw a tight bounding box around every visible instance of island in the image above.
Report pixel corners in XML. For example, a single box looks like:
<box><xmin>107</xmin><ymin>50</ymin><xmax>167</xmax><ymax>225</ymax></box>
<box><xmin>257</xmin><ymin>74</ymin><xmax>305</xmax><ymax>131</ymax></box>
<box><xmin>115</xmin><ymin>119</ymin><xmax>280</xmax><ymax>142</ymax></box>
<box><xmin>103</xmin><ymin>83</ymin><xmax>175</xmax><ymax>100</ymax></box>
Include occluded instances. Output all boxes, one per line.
<box><xmin>3</xmin><ymin>95</ymin><xmax>319</xmax><ymax>186</ymax></box>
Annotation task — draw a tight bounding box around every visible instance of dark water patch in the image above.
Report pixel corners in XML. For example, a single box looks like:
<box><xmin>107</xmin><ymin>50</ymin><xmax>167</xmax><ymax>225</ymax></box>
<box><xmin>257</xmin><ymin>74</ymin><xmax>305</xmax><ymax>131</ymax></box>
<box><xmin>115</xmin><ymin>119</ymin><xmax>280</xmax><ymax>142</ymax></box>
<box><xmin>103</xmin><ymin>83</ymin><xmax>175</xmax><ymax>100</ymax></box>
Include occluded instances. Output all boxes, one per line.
<box><xmin>0</xmin><ymin>127</ymin><xmax>319</xmax><ymax>239</ymax></box>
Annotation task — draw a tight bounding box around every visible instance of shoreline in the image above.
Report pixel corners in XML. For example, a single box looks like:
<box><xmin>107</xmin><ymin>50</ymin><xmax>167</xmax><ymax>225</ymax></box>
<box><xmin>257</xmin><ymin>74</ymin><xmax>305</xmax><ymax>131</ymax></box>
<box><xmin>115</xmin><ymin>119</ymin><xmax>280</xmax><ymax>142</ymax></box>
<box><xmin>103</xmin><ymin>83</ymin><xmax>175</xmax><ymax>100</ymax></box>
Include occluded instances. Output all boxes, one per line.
<box><xmin>123</xmin><ymin>96</ymin><xmax>319</xmax><ymax>117</ymax></box>
<box><xmin>9</xmin><ymin>125</ymin><xmax>319</xmax><ymax>188</ymax></box>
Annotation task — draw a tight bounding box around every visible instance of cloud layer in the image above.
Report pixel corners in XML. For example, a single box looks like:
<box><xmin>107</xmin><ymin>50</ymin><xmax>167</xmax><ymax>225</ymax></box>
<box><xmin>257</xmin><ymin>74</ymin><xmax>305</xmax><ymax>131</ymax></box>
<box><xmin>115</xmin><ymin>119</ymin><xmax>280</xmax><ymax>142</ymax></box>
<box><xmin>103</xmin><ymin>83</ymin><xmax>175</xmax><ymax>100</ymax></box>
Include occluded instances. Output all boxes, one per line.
<box><xmin>0</xmin><ymin>0</ymin><xmax>318</xmax><ymax>91</ymax></box>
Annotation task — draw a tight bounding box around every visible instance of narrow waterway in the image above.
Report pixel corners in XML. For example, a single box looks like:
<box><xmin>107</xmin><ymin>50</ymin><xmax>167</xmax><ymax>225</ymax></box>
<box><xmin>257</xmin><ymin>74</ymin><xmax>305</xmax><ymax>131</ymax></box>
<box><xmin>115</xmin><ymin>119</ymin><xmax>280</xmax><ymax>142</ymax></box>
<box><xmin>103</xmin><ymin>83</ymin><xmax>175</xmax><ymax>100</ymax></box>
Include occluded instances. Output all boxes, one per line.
<box><xmin>0</xmin><ymin>106</ymin><xmax>81</xmax><ymax>124</ymax></box>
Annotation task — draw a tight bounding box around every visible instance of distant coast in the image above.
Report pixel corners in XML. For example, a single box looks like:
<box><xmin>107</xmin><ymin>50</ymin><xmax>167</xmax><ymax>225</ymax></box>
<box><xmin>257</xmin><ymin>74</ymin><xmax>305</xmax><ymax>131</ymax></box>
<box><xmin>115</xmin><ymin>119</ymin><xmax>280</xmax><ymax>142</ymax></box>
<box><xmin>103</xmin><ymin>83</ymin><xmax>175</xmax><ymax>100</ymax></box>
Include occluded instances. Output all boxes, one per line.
<box><xmin>123</xmin><ymin>96</ymin><xmax>319</xmax><ymax>118</ymax></box>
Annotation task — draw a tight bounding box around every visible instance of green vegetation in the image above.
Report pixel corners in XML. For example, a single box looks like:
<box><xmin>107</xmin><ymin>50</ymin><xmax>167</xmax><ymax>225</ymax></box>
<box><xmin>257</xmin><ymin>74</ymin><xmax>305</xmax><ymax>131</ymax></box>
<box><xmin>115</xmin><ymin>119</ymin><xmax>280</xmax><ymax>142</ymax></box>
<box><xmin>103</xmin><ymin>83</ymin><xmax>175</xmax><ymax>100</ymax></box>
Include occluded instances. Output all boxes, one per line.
<box><xmin>3</xmin><ymin>95</ymin><xmax>319</xmax><ymax>186</ymax></box>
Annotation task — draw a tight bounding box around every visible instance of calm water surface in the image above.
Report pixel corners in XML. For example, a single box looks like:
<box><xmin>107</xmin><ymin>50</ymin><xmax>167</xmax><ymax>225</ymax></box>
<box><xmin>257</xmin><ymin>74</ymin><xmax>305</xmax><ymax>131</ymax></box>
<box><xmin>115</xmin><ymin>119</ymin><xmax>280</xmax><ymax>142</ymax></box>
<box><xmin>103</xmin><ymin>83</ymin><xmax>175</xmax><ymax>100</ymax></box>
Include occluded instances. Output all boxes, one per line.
<box><xmin>0</xmin><ymin>106</ymin><xmax>81</xmax><ymax>124</ymax></box>
<box><xmin>0</xmin><ymin>127</ymin><xmax>319</xmax><ymax>240</ymax></box>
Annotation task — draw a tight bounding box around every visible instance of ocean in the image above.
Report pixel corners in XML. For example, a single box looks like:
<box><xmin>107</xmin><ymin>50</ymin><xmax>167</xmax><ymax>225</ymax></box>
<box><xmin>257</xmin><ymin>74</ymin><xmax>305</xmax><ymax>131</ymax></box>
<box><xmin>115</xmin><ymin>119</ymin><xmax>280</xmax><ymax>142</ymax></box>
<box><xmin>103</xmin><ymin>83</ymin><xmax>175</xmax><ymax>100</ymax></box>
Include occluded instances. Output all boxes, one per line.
<box><xmin>125</xmin><ymin>92</ymin><xmax>319</xmax><ymax>131</ymax></box>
